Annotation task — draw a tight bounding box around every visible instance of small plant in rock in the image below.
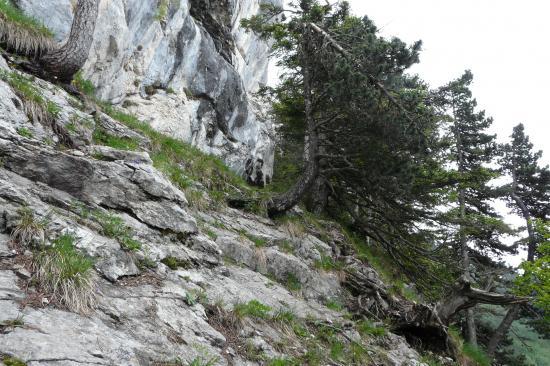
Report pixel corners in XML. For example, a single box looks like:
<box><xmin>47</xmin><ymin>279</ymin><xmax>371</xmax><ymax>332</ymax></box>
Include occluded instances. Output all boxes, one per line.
<box><xmin>233</xmin><ymin>299</ymin><xmax>271</xmax><ymax>320</ymax></box>
<box><xmin>0</xmin><ymin>315</ymin><xmax>25</xmax><ymax>332</ymax></box>
<box><xmin>72</xmin><ymin>71</ymin><xmax>95</xmax><ymax>97</ymax></box>
<box><xmin>93</xmin><ymin>211</ymin><xmax>141</xmax><ymax>251</ymax></box>
<box><xmin>10</xmin><ymin>206</ymin><xmax>47</xmax><ymax>247</ymax></box>
<box><xmin>16</xmin><ymin>126</ymin><xmax>33</xmax><ymax>138</ymax></box>
<box><xmin>92</xmin><ymin>127</ymin><xmax>140</xmax><ymax>151</ymax></box>
<box><xmin>0</xmin><ymin>70</ymin><xmax>59</xmax><ymax>124</ymax></box>
<box><xmin>187</xmin><ymin>355</ymin><xmax>218</xmax><ymax>366</ymax></box>
<box><xmin>356</xmin><ymin>319</ymin><xmax>387</xmax><ymax>337</ymax></box>
<box><xmin>284</xmin><ymin>273</ymin><xmax>302</xmax><ymax>293</ymax></box>
<box><xmin>161</xmin><ymin>256</ymin><xmax>191</xmax><ymax>270</ymax></box>
<box><xmin>314</xmin><ymin>254</ymin><xmax>344</xmax><ymax>272</ymax></box>
<box><xmin>34</xmin><ymin>233</ymin><xmax>97</xmax><ymax>313</ymax></box>
<box><xmin>324</xmin><ymin>298</ymin><xmax>344</xmax><ymax>312</ymax></box>
<box><xmin>2</xmin><ymin>356</ymin><xmax>28</xmax><ymax>366</ymax></box>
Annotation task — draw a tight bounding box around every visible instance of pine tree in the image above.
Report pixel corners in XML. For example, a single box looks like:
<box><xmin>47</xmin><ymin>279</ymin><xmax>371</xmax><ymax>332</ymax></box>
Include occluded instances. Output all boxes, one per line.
<box><xmin>436</xmin><ymin>71</ymin><xmax>513</xmax><ymax>345</ymax></box>
<box><xmin>486</xmin><ymin>124</ymin><xmax>550</xmax><ymax>356</ymax></box>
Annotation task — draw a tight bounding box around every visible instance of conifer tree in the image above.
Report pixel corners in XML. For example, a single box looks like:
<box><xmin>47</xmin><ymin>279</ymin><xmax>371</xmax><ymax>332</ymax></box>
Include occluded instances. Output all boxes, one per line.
<box><xmin>486</xmin><ymin>124</ymin><xmax>550</xmax><ymax>356</ymax></box>
<box><xmin>436</xmin><ymin>71</ymin><xmax>513</xmax><ymax>345</ymax></box>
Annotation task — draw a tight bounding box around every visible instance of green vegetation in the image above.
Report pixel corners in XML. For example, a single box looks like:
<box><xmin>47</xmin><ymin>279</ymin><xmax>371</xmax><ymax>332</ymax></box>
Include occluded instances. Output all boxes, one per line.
<box><xmin>324</xmin><ymin>298</ymin><xmax>344</xmax><ymax>312</ymax></box>
<box><xmin>0</xmin><ymin>0</ymin><xmax>52</xmax><ymax>37</ymax></box>
<box><xmin>462</xmin><ymin>343</ymin><xmax>491</xmax><ymax>366</ymax></box>
<box><xmin>16</xmin><ymin>126</ymin><xmax>33</xmax><ymax>138</ymax></box>
<box><xmin>356</xmin><ymin>319</ymin><xmax>387</xmax><ymax>337</ymax></box>
<box><xmin>284</xmin><ymin>273</ymin><xmax>302</xmax><ymax>293</ymax></box>
<box><xmin>2</xmin><ymin>356</ymin><xmax>27</xmax><ymax>366</ymax></box>
<box><xmin>240</xmin><ymin>230</ymin><xmax>268</xmax><ymax>247</ymax></box>
<box><xmin>187</xmin><ymin>356</ymin><xmax>218</xmax><ymax>366</ymax></box>
<box><xmin>314</xmin><ymin>254</ymin><xmax>344</xmax><ymax>272</ymax></box>
<box><xmin>92</xmin><ymin>127</ymin><xmax>140</xmax><ymax>151</ymax></box>
<box><xmin>93</xmin><ymin>210</ymin><xmax>141</xmax><ymax>251</ymax></box>
<box><xmin>72</xmin><ymin>71</ymin><xmax>96</xmax><ymax>97</ymax></box>
<box><xmin>35</xmin><ymin>233</ymin><xmax>96</xmax><ymax>313</ymax></box>
<box><xmin>0</xmin><ymin>70</ymin><xmax>60</xmax><ymax>124</ymax></box>
<box><xmin>10</xmin><ymin>206</ymin><xmax>47</xmax><ymax>247</ymax></box>
<box><xmin>161</xmin><ymin>256</ymin><xmax>191</xmax><ymax>270</ymax></box>
<box><xmin>233</xmin><ymin>299</ymin><xmax>271</xmax><ymax>319</ymax></box>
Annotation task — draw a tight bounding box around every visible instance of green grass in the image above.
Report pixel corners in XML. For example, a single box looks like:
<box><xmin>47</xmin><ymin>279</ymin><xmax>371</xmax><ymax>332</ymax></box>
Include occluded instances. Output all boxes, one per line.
<box><xmin>240</xmin><ymin>230</ymin><xmax>268</xmax><ymax>247</ymax></box>
<box><xmin>285</xmin><ymin>273</ymin><xmax>302</xmax><ymax>292</ymax></box>
<box><xmin>93</xmin><ymin>211</ymin><xmax>141</xmax><ymax>251</ymax></box>
<box><xmin>161</xmin><ymin>256</ymin><xmax>191</xmax><ymax>270</ymax></box>
<box><xmin>0</xmin><ymin>0</ymin><xmax>53</xmax><ymax>37</ymax></box>
<box><xmin>92</xmin><ymin>127</ymin><xmax>140</xmax><ymax>151</ymax></box>
<box><xmin>325</xmin><ymin>298</ymin><xmax>344</xmax><ymax>311</ymax></box>
<box><xmin>16</xmin><ymin>126</ymin><xmax>33</xmax><ymax>138</ymax></box>
<box><xmin>462</xmin><ymin>343</ymin><xmax>491</xmax><ymax>366</ymax></box>
<box><xmin>72</xmin><ymin>71</ymin><xmax>96</xmax><ymax>97</ymax></box>
<box><xmin>356</xmin><ymin>319</ymin><xmax>387</xmax><ymax>337</ymax></box>
<box><xmin>314</xmin><ymin>254</ymin><xmax>344</xmax><ymax>271</ymax></box>
<box><xmin>0</xmin><ymin>70</ymin><xmax>60</xmax><ymax>123</ymax></box>
<box><xmin>35</xmin><ymin>233</ymin><xmax>96</xmax><ymax>313</ymax></box>
<box><xmin>233</xmin><ymin>300</ymin><xmax>271</xmax><ymax>319</ymax></box>
<box><xmin>2</xmin><ymin>356</ymin><xmax>27</xmax><ymax>366</ymax></box>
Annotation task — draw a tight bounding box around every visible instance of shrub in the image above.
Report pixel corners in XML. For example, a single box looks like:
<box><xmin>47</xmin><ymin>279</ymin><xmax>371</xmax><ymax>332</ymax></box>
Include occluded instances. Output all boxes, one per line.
<box><xmin>34</xmin><ymin>233</ymin><xmax>96</xmax><ymax>313</ymax></box>
<box><xmin>10</xmin><ymin>206</ymin><xmax>46</xmax><ymax>247</ymax></box>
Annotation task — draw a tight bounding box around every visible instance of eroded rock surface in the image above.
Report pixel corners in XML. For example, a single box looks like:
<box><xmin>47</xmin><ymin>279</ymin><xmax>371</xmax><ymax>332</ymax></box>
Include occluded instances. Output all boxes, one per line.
<box><xmin>18</xmin><ymin>0</ymin><xmax>280</xmax><ymax>186</ymax></box>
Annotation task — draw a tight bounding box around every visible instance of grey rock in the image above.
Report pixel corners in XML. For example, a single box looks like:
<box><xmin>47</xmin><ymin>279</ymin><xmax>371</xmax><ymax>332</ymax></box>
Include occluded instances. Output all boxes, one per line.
<box><xmin>19</xmin><ymin>0</ymin><xmax>281</xmax><ymax>185</ymax></box>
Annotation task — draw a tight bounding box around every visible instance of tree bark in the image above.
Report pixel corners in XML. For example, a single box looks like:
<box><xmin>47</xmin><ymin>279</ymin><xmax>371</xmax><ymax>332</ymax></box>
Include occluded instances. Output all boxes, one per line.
<box><xmin>39</xmin><ymin>0</ymin><xmax>99</xmax><ymax>83</ymax></box>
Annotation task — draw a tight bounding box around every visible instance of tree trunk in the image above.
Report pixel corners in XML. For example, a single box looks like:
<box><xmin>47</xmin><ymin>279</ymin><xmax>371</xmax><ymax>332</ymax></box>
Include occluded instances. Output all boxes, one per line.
<box><xmin>267</xmin><ymin>29</ymin><xmax>319</xmax><ymax>217</ymax></box>
<box><xmin>487</xmin><ymin>305</ymin><xmax>521</xmax><ymax>357</ymax></box>
<box><xmin>456</xmin><ymin>125</ymin><xmax>477</xmax><ymax>345</ymax></box>
<box><xmin>39</xmin><ymin>0</ymin><xmax>99</xmax><ymax>83</ymax></box>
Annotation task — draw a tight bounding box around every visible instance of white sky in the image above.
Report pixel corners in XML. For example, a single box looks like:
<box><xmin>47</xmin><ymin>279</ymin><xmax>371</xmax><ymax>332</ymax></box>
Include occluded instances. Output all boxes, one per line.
<box><xmin>349</xmin><ymin>0</ymin><xmax>549</xmax><ymax>166</ymax></box>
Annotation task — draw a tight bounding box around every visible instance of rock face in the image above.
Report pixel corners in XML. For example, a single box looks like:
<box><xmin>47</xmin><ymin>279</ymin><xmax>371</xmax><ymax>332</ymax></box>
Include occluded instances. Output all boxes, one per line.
<box><xmin>18</xmin><ymin>0</ymin><xmax>279</xmax><ymax>185</ymax></box>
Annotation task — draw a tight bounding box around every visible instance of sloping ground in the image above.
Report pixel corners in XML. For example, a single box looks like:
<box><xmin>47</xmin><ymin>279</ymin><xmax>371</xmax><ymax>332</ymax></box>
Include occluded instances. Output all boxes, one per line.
<box><xmin>0</xmin><ymin>56</ymin><xmax>430</xmax><ymax>365</ymax></box>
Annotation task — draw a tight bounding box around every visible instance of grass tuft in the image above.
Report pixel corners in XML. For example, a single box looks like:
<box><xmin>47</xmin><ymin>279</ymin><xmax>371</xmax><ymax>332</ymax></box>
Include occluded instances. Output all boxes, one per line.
<box><xmin>233</xmin><ymin>299</ymin><xmax>271</xmax><ymax>320</ymax></box>
<box><xmin>10</xmin><ymin>206</ymin><xmax>46</xmax><ymax>247</ymax></box>
<box><xmin>0</xmin><ymin>70</ymin><xmax>59</xmax><ymax>124</ymax></box>
<box><xmin>2</xmin><ymin>356</ymin><xmax>27</xmax><ymax>366</ymax></box>
<box><xmin>93</xmin><ymin>211</ymin><xmax>141</xmax><ymax>251</ymax></box>
<box><xmin>0</xmin><ymin>0</ymin><xmax>54</xmax><ymax>55</ymax></box>
<box><xmin>34</xmin><ymin>233</ymin><xmax>97</xmax><ymax>313</ymax></box>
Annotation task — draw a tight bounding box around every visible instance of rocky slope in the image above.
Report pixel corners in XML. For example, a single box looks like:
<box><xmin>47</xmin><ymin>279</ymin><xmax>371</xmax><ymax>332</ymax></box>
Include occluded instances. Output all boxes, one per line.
<box><xmin>17</xmin><ymin>0</ymin><xmax>278</xmax><ymax>186</ymax></box>
<box><xmin>0</xmin><ymin>1</ymin><xmax>437</xmax><ymax>365</ymax></box>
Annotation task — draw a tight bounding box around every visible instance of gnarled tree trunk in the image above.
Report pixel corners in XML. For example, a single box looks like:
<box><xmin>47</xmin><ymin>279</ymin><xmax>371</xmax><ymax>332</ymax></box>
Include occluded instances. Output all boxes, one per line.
<box><xmin>39</xmin><ymin>0</ymin><xmax>99</xmax><ymax>83</ymax></box>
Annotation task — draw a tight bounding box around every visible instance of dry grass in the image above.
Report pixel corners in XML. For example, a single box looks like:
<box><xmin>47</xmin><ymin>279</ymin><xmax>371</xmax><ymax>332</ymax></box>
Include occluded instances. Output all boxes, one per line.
<box><xmin>10</xmin><ymin>206</ymin><xmax>46</xmax><ymax>248</ymax></box>
<box><xmin>0</xmin><ymin>1</ymin><xmax>55</xmax><ymax>57</ymax></box>
<box><xmin>34</xmin><ymin>233</ymin><xmax>97</xmax><ymax>314</ymax></box>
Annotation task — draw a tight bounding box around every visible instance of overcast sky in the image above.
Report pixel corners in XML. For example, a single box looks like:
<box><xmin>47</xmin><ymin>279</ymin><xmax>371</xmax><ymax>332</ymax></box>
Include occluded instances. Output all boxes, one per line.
<box><xmin>349</xmin><ymin>0</ymin><xmax>549</xmax><ymax>165</ymax></box>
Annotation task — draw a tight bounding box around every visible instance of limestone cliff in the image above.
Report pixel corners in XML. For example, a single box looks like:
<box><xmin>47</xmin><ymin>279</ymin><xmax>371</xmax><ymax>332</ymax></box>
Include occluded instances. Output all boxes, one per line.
<box><xmin>18</xmin><ymin>0</ymin><xmax>278</xmax><ymax>186</ymax></box>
